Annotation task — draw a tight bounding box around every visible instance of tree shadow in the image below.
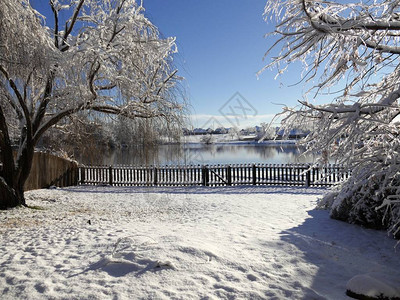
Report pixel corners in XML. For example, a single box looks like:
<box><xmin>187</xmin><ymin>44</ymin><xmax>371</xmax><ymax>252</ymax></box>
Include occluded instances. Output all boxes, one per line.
<box><xmin>68</xmin><ymin>255</ymin><xmax>173</xmax><ymax>279</ymax></box>
<box><xmin>61</xmin><ymin>185</ymin><xmax>327</xmax><ymax>196</ymax></box>
<box><xmin>68</xmin><ymin>238</ymin><xmax>174</xmax><ymax>278</ymax></box>
<box><xmin>279</xmin><ymin>209</ymin><xmax>400</xmax><ymax>299</ymax></box>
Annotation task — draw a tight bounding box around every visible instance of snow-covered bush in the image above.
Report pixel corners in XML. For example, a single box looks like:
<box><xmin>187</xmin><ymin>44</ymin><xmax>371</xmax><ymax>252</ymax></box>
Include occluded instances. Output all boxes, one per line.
<box><xmin>329</xmin><ymin>171</ymin><xmax>400</xmax><ymax>238</ymax></box>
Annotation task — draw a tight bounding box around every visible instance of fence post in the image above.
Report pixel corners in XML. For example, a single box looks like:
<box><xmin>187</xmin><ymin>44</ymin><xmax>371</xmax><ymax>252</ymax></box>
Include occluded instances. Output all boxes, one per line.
<box><xmin>109</xmin><ymin>166</ymin><xmax>113</xmax><ymax>186</ymax></box>
<box><xmin>202</xmin><ymin>165</ymin><xmax>209</xmax><ymax>186</ymax></box>
<box><xmin>80</xmin><ymin>167</ymin><xmax>85</xmax><ymax>185</ymax></box>
<box><xmin>154</xmin><ymin>167</ymin><xmax>158</xmax><ymax>186</ymax></box>
<box><xmin>252</xmin><ymin>164</ymin><xmax>257</xmax><ymax>185</ymax></box>
<box><xmin>227</xmin><ymin>165</ymin><xmax>232</xmax><ymax>186</ymax></box>
<box><xmin>72</xmin><ymin>167</ymin><xmax>77</xmax><ymax>186</ymax></box>
<box><xmin>305</xmin><ymin>166</ymin><xmax>311</xmax><ymax>187</ymax></box>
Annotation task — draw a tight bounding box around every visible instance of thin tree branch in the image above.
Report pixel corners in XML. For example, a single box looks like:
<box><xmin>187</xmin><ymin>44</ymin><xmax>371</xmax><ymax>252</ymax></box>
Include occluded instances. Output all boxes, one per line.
<box><xmin>0</xmin><ymin>65</ymin><xmax>32</xmax><ymax>134</ymax></box>
<box><xmin>32</xmin><ymin>72</ymin><xmax>55</xmax><ymax>134</ymax></box>
<box><xmin>60</xmin><ymin>0</ymin><xmax>85</xmax><ymax>51</ymax></box>
<box><xmin>50</xmin><ymin>0</ymin><xmax>60</xmax><ymax>49</ymax></box>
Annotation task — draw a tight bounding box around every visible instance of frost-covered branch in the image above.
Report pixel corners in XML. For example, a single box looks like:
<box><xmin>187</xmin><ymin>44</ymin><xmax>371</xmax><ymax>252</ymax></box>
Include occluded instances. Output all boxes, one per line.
<box><xmin>263</xmin><ymin>0</ymin><xmax>400</xmax><ymax>240</ymax></box>
<box><xmin>0</xmin><ymin>65</ymin><xmax>31</xmax><ymax>127</ymax></box>
<box><xmin>50</xmin><ymin>0</ymin><xmax>60</xmax><ymax>48</ymax></box>
<box><xmin>60</xmin><ymin>0</ymin><xmax>85</xmax><ymax>51</ymax></box>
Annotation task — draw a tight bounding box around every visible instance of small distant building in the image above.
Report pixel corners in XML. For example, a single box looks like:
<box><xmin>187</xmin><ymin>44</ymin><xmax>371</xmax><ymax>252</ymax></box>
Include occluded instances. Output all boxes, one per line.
<box><xmin>193</xmin><ymin>128</ymin><xmax>207</xmax><ymax>135</ymax></box>
<box><xmin>214</xmin><ymin>127</ymin><xmax>227</xmax><ymax>134</ymax></box>
<box><xmin>276</xmin><ymin>128</ymin><xmax>309</xmax><ymax>139</ymax></box>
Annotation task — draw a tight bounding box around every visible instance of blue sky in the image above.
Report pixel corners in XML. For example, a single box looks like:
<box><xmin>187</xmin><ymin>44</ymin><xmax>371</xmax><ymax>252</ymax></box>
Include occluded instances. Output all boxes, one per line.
<box><xmin>143</xmin><ymin>0</ymin><xmax>305</xmax><ymax>128</ymax></box>
<box><xmin>30</xmin><ymin>0</ymin><xmax>310</xmax><ymax>129</ymax></box>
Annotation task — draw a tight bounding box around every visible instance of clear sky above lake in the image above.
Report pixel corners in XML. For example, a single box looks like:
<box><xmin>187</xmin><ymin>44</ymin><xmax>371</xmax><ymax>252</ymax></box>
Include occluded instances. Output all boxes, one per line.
<box><xmin>29</xmin><ymin>0</ymin><xmax>319</xmax><ymax>129</ymax></box>
<box><xmin>143</xmin><ymin>0</ymin><xmax>305</xmax><ymax>128</ymax></box>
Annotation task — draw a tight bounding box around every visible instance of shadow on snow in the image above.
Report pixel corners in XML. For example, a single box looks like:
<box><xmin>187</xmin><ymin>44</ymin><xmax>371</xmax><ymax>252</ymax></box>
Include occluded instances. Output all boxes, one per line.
<box><xmin>61</xmin><ymin>185</ymin><xmax>328</xmax><ymax>196</ymax></box>
<box><xmin>279</xmin><ymin>209</ymin><xmax>400</xmax><ymax>299</ymax></box>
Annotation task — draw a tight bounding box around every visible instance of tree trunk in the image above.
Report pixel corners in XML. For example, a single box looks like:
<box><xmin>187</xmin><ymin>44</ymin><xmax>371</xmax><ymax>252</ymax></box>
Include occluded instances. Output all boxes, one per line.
<box><xmin>0</xmin><ymin>143</ymin><xmax>33</xmax><ymax>209</ymax></box>
<box><xmin>0</xmin><ymin>162</ymin><xmax>27</xmax><ymax>208</ymax></box>
<box><xmin>0</xmin><ymin>183</ymin><xmax>25</xmax><ymax>209</ymax></box>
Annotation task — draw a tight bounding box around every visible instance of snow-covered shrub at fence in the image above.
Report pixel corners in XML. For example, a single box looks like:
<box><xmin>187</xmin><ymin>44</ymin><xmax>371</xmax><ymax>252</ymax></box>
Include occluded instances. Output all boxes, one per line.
<box><xmin>318</xmin><ymin>154</ymin><xmax>400</xmax><ymax>239</ymax></box>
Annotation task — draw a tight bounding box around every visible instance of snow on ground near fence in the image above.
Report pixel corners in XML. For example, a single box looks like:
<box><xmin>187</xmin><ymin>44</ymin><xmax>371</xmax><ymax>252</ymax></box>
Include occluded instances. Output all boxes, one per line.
<box><xmin>0</xmin><ymin>186</ymin><xmax>399</xmax><ymax>299</ymax></box>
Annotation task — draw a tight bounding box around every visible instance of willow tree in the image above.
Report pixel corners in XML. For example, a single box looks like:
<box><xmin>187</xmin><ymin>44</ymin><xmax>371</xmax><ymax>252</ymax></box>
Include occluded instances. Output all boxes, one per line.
<box><xmin>262</xmin><ymin>0</ymin><xmax>400</xmax><ymax>238</ymax></box>
<box><xmin>0</xmin><ymin>0</ymin><xmax>184</xmax><ymax>208</ymax></box>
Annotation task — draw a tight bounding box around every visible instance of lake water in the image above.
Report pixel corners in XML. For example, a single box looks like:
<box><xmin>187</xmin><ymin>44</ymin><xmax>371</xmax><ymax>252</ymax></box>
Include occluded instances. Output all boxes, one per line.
<box><xmin>79</xmin><ymin>143</ymin><xmax>320</xmax><ymax>166</ymax></box>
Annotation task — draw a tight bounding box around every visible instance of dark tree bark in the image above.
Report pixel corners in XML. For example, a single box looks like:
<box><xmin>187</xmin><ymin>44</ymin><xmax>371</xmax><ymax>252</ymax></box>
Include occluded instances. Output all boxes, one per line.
<box><xmin>0</xmin><ymin>138</ymin><xmax>36</xmax><ymax>209</ymax></box>
<box><xmin>0</xmin><ymin>140</ymin><xmax>34</xmax><ymax>209</ymax></box>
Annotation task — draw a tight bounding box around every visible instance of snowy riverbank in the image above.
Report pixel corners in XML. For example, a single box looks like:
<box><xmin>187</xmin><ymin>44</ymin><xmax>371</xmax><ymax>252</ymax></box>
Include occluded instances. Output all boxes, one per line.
<box><xmin>180</xmin><ymin>134</ymin><xmax>298</xmax><ymax>145</ymax></box>
<box><xmin>1</xmin><ymin>186</ymin><xmax>399</xmax><ymax>299</ymax></box>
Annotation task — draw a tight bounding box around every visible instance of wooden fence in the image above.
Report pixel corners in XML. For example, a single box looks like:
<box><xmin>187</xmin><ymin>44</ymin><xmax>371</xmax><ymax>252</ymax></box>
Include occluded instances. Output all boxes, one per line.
<box><xmin>78</xmin><ymin>164</ymin><xmax>350</xmax><ymax>187</ymax></box>
<box><xmin>25</xmin><ymin>152</ymin><xmax>79</xmax><ymax>190</ymax></box>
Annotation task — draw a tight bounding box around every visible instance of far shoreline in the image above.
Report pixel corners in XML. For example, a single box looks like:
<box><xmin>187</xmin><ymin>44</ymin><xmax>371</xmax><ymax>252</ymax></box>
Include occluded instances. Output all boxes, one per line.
<box><xmin>166</xmin><ymin>139</ymin><xmax>299</xmax><ymax>146</ymax></box>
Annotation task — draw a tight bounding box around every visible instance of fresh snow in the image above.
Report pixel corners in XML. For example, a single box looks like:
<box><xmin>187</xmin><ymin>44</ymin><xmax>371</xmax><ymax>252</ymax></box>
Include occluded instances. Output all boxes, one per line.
<box><xmin>346</xmin><ymin>273</ymin><xmax>400</xmax><ymax>299</ymax></box>
<box><xmin>181</xmin><ymin>134</ymin><xmax>297</xmax><ymax>145</ymax></box>
<box><xmin>0</xmin><ymin>186</ymin><xmax>399</xmax><ymax>299</ymax></box>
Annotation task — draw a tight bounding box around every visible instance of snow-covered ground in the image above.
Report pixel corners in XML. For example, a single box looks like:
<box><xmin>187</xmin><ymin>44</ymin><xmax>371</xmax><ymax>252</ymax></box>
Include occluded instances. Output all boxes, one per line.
<box><xmin>1</xmin><ymin>186</ymin><xmax>399</xmax><ymax>299</ymax></box>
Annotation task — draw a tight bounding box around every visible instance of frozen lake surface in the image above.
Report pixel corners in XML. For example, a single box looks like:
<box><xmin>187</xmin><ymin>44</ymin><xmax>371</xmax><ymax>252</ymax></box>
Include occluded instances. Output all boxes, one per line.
<box><xmin>78</xmin><ymin>143</ymin><xmax>320</xmax><ymax>166</ymax></box>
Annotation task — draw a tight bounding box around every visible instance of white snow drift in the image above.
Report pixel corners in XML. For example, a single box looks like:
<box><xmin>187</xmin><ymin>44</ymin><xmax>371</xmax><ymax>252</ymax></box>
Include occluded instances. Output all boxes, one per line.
<box><xmin>0</xmin><ymin>186</ymin><xmax>399</xmax><ymax>299</ymax></box>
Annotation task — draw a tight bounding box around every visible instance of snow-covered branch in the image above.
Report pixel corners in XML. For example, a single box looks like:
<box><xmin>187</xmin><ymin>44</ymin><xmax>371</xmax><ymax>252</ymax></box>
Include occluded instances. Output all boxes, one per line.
<box><xmin>263</xmin><ymin>0</ymin><xmax>400</xmax><ymax>240</ymax></box>
<box><xmin>60</xmin><ymin>0</ymin><xmax>85</xmax><ymax>51</ymax></box>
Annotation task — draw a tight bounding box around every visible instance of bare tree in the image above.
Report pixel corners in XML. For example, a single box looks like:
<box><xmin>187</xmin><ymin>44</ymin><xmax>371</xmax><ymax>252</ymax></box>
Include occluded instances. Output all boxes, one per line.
<box><xmin>0</xmin><ymin>0</ymin><xmax>184</xmax><ymax>208</ymax></box>
<box><xmin>262</xmin><ymin>0</ymin><xmax>400</xmax><ymax>238</ymax></box>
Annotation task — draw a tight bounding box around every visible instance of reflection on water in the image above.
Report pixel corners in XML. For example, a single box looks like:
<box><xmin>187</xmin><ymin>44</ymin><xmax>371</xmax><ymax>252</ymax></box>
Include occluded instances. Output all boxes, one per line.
<box><xmin>78</xmin><ymin>143</ymin><xmax>319</xmax><ymax>166</ymax></box>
